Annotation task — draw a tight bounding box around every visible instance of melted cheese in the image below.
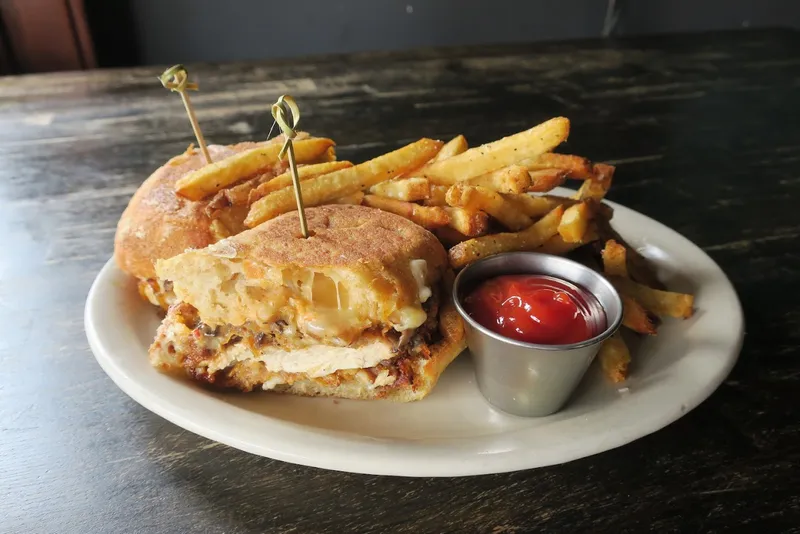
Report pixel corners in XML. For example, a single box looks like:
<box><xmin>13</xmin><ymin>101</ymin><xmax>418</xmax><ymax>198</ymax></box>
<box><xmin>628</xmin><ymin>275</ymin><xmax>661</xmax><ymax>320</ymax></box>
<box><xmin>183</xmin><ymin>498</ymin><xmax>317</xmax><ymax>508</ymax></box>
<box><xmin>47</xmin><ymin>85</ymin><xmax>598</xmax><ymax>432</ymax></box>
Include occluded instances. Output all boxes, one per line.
<box><xmin>160</xmin><ymin>254</ymin><xmax>433</xmax><ymax>340</ymax></box>
<box><xmin>301</xmin><ymin>308</ymin><xmax>366</xmax><ymax>345</ymax></box>
<box><xmin>391</xmin><ymin>306</ymin><xmax>428</xmax><ymax>331</ymax></box>
<box><xmin>410</xmin><ymin>259</ymin><xmax>431</xmax><ymax>303</ymax></box>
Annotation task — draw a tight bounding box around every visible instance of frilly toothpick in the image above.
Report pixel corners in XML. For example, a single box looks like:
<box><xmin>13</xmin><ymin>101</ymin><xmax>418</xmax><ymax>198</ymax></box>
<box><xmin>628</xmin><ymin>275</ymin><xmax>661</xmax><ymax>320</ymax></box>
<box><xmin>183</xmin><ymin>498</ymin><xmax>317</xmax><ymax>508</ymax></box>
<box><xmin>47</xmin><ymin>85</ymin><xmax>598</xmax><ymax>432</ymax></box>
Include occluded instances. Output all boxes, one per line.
<box><xmin>159</xmin><ymin>64</ymin><xmax>212</xmax><ymax>164</ymax></box>
<box><xmin>271</xmin><ymin>95</ymin><xmax>309</xmax><ymax>238</ymax></box>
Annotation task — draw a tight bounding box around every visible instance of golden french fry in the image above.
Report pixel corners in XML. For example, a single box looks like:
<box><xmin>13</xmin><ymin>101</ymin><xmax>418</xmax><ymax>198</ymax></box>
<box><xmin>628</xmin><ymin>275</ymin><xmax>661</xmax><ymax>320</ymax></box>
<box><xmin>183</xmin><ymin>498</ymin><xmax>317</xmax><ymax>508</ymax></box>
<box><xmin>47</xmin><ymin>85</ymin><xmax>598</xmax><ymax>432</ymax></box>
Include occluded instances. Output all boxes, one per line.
<box><xmin>598</xmin><ymin>333</ymin><xmax>630</xmax><ymax>383</ymax></box>
<box><xmin>502</xmin><ymin>193</ymin><xmax>560</xmax><ymax>218</ymax></box>
<box><xmin>329</xmin><ymin>191</ymin><xmax>365</xmax><ymax>205</ymax></box>
<box><xmin>557</xmin><ymin>201</ymin><xmax>594</xmax><ymax>243</ymax></box>
<box><xmin>368</xmin><ymin>177</ymin><xmax>430</xmax><ymax>202</ymax></box>
<box><xmin>465</xmin><ymin>165</ymin><xmax>531</xmax><ymax>193</ymax></box>
<box><xmin>595</xmin><ymin>217</ymin><xmax>665</xmax><ymax>290</ymax></box>
<box><xmin>611</xmin><ymin>276</ymin><xmax>694</xmax><ymax>319</ymax></box>
<box><xmin>249</xmin><ymin>161</ymin><xmax>353</xmax><ymax>202</ymax></box>
<box><xmin>528</xmin><ymin>169</ymin><xmax>567</xmax><ymax>192</ymax></box>
<box><xmin>601</xmin><ymin>239</ymin><xmax>629</xmax><ymax>278</ymax></box>
<box><xmin>432</xmin><ymin>134</ymin><xmax>468</xmax><ymax>162</ymax></box>
<box><xmin>435</xmin><ymin>226</ymin><xmax>470</xmax><ymax>247</ymax></box>
<box><xmin>573</xmin><ymin>179</ymin><xmax>605</xmax><ymax>201</ymax></box>
<box><xmin>525</xmin><ymin>153</ymin><xmax>594</xmax><ymax>180</ymax></box>
<box><xmin>421</xmin><ymin>117</ymin><xmax>570</xmax><ymax>185</ymax></box>
<box><xmin>317</xmin><ymin>145</ymin><xmax>338</xmax><ymax>163</ymax></box>
<box><xmin>621</xmin><ymin>295</ymin><xmax>657</xmax><ymax>335</ymax></box>
<box><xmin>175</xmin><ymin>137</ymin><xmax>336</xmax><ymax>200</ymax></box>
<box><xmin>424</xmin><ymin>185</ymin><xmax>449</xmax><ymax>206</ymax></box>
<box><xmin>245</xmin><ymin>138</ymin><xmax>442</xmax><ymax>227</ymax></box>
<box><xmin>446</xmin><ymin>183</ymin><xmax>533</xmax><ymax>231</ymax></box>
<box><xmin>537</xmin><ymin>225</ymin><xmax>598</xmax><ymax>255</ymax></box>
<box><xmin>573</xmin><ymin>163</ymin><xmax>615</xmax><ymax>201</ymax></box>
<box><xmin>443</xmin><ymin>207</ymin><xmax>489</xmax><ymax>237</ymax></box>
<box><xmin>448</xmin><ymin>206</ymin><xmax>564</xmax><ymax>269</ymax></box>
<box><xmin>362</xmin><ymin>194</ymin><xmax>449</xmax><ymax>229</ymax></box>
<box><xmin>551</xmin><ymin>195</ymin><xmax>614</xmax><ymax>221</ymax></box>
<box><xmin>208</xmin><ymin>173</ymin><xmax>271</xmax><ymax>207</ymax></box>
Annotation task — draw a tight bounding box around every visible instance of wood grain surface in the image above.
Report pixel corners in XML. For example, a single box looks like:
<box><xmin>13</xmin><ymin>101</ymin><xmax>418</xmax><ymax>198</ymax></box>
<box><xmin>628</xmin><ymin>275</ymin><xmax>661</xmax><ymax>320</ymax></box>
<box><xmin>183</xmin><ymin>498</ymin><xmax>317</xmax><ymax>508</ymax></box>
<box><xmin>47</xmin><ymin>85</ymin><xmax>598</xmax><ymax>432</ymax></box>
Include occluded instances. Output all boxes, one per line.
<box><xmin>1</xmin><ymin>29</ymin><xmax>799</xmax><ymax>533</ymax></box>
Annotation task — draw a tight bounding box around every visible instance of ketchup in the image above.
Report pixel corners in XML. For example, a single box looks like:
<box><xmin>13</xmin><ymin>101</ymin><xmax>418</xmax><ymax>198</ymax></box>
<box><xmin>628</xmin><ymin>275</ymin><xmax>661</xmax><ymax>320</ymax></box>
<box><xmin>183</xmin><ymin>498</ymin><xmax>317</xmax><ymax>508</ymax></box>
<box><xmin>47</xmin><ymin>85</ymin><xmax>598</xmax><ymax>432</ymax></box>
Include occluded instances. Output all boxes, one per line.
<box><xmin>463</xmin><ymin>274</ymin><xmax>599</xmax><ymax>345</ymax></box>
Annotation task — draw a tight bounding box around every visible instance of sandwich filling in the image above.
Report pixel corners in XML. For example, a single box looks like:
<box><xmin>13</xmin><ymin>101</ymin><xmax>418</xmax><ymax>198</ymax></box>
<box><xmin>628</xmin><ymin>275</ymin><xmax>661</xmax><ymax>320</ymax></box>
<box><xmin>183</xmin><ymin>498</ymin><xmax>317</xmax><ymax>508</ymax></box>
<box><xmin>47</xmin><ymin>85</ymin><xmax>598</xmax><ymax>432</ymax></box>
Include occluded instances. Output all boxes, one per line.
<box><xmin>149</xmin><ymin>286</ymin><xmax>441</xmax><ymax>393</ymax></box>
<box><xmin>138</xmin><ymin>278</ymin><xmax>176</xmax><ymax>310</ymax></box>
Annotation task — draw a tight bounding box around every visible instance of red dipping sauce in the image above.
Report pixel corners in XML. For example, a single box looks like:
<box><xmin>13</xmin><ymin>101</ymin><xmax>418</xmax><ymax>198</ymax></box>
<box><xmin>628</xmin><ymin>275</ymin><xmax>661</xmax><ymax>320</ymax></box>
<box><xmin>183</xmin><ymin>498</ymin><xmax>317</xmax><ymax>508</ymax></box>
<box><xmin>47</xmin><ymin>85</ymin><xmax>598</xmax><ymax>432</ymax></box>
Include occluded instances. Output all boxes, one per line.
<box><xmin>463</xmin><ymin>274</ymin><xmax>604</xmax><ymax>345</ymax></box>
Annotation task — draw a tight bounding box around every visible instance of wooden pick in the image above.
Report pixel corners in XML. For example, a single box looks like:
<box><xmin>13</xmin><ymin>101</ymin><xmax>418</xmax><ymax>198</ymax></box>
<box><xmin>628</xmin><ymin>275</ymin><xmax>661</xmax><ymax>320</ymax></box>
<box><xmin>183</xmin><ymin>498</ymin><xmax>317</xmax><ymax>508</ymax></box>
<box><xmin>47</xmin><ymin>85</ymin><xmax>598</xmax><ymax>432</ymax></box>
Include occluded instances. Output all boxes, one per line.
<box><xmin>159</xmin><ymin>65</ymin><xmax>212</xmax><ymax>164</ymax></box>
<box><xmin>271</xmin><ymin>95</ymin><xmax>309</xmax><ymax>238</ymax></box>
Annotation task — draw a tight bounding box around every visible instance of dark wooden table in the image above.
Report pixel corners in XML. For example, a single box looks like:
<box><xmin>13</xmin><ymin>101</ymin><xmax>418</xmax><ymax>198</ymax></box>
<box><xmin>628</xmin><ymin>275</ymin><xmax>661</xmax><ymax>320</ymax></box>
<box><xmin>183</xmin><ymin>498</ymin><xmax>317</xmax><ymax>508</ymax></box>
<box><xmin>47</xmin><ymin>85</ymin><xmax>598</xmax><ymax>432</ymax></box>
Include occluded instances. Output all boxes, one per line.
<box><xmin>1</xmin><ymin>28</ymin><xmax>798</xmax><ymax>533</ymax></box>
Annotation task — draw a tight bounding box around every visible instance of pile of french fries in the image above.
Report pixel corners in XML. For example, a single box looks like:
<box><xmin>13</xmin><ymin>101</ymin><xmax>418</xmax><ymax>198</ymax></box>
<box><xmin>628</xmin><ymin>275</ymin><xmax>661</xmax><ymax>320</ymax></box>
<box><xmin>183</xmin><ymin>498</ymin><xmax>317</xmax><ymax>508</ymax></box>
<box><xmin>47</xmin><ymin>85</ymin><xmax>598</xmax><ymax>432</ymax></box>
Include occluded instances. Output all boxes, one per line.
<box><xmin>173</xmin><ymin>117</ymin><xmax>694</xmax><ymax>383</ymax></box>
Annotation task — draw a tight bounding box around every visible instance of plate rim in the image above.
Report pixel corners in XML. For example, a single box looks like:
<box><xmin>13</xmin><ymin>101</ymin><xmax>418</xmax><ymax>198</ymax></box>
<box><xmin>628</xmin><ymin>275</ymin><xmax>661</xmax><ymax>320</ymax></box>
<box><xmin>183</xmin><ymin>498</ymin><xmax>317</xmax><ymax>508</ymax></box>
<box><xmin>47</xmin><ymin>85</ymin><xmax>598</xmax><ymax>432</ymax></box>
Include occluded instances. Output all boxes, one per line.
<box><xmin>86</xmin><ymin>194</ymin><xmax>744</xmax><ymax>476</ymax></box>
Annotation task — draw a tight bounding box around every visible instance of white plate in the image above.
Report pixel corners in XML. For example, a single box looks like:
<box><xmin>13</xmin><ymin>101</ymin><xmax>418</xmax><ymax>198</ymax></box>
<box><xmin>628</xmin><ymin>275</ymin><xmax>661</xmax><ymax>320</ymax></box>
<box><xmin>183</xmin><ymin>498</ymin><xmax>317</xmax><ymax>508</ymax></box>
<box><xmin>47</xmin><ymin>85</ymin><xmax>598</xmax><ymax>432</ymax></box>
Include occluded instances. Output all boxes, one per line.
<box><xmin>86</xmin><ymin>191</ymin><xmax>743</xmax><ymax>477</ymax></box>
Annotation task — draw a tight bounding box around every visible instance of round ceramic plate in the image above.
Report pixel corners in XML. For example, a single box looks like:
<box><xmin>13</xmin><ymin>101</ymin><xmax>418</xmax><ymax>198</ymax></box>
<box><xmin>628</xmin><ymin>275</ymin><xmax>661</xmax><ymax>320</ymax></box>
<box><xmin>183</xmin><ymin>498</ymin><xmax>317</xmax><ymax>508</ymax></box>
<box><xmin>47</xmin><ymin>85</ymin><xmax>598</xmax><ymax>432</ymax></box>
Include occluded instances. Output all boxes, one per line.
<box><xmin>86</xmin><ymin>189</ymin><xmax>743</xmax><ymax>477</ymax></box>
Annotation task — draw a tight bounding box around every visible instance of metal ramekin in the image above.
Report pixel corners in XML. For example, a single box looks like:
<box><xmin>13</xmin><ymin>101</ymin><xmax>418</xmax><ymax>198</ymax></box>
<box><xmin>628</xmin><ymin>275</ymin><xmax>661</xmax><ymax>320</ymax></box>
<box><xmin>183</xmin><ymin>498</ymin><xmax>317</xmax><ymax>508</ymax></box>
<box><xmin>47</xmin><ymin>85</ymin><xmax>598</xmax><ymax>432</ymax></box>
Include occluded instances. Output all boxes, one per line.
<box><xmin>453</xmin><ymin>252</ymin><xmax>623</xmax><ymax>417</ymax></box>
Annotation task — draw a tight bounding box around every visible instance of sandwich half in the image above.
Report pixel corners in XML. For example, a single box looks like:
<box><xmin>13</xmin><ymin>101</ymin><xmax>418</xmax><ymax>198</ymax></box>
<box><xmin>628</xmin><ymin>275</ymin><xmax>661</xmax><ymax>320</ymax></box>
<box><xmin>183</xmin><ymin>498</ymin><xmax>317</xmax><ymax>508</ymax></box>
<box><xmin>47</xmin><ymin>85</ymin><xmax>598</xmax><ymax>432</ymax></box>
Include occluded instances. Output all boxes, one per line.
<box><xmin>149</xmin><ymin>204</ymin><xmax>466</xmax><ymax>401</ymax></box>
<box><xmin>114</xmin><ymin>133</ymin><xmax>326</xmax><ymax>309</ymax></box>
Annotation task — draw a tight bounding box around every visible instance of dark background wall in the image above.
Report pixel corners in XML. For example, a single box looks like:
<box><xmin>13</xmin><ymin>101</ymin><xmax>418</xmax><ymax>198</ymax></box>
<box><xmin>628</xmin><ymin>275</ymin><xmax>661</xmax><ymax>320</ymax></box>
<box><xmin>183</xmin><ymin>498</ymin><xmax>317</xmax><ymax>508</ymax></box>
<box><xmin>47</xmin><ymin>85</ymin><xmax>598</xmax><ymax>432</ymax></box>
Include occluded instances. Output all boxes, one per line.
<box><xmin>86</xmin><ymin>0</ymin><xmax>800</xmax><ymax>67</ymax></box>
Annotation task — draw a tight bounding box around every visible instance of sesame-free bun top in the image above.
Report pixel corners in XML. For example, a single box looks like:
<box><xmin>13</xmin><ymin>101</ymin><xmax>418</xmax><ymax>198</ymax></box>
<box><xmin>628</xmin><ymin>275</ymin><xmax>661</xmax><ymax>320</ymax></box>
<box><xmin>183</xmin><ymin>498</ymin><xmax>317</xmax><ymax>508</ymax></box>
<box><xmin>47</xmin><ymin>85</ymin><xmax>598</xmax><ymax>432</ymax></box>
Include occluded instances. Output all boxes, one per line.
<box><xmin>156</xmin><ymin>204</ymin><xmax>449</xmax><ymax>336</ymax></box>
<box><xmin>114</xmin><ymin>142</ymin><xmax>263</xmax><ymax>280</ymax></box>
<box><xmin>233</xmin><ymin>204</ymin><xmax>446</xmax><ymax>274</ymax></box>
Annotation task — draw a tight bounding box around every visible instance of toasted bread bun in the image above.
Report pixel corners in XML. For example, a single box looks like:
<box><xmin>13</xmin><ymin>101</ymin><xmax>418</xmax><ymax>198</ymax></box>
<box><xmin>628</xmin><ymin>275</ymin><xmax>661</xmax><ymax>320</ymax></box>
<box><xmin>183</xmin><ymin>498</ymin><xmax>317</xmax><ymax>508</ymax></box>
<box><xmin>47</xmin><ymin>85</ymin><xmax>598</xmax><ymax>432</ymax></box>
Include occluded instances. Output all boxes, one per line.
<box><xmin>114</xmin><ymin>142</ymin><xmax>265</xmax><ymax>282</ymax></box>
<box><xmin>155</xmin><ymin>204</ymin><xmax>449</xmax><ymax>339</ymax></box>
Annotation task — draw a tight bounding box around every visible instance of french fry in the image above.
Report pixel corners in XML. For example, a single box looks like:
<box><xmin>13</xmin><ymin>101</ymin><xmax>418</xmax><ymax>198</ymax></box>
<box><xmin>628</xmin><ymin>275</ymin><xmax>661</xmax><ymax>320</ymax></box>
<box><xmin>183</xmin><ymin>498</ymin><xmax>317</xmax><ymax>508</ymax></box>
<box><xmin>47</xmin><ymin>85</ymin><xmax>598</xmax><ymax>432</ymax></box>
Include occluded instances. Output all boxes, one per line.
<box><xmin>420</xmin><ymin>117</ymin><xmax>570</xmax><ymax>185</ymax></box>
<box><xmin>465</xmin><ymin>165</ymin><xmax>531</xmax><ymax>193</ymax></box>
<box><xmin>209</xmin><ymin>173</ymin><xmax>270</xmax><ymax>207</ymax></box>
<box><xmin>317</xmin><ymin>146</ymin><xmax>338</xmax><ymax>163</ymax></box>
<box><xmin>525</xmin><ymin>153</ymin><xmax>594</xmax><ymax>180</ymax></box>
<box><xmin>502</xmin><ymin>193</ymin><xmax>560</xmax><ymax>218</ymax></box>
<box><xmin>368</xmin><ymin>177</ymin><xmax>430</xmax><ymax>202</ymax></box>
<box><xmin>379</xmin><ymin>135</ymin><xmax>463</xmax><ymax>196</ymax></box>
<box><xmin>537</xmin><ymin>225</ymin><xmax>598</xmax><ymax>255</ymax></box>
<box><xmin>443</xmin><ymin>207</ymin><xmax>489</xmax><ymax>237</ymax></box>
<box><xmin>541</xmin><ymin>194</ymin><xmax>612</xmax><ymax>220</ymax></box>
<box><xmin>249</xmin><ymin>161</ymin><xmax>353</xmax><ymax>203</ymax></box>
<box><xmin>573</xmin><ymin>163</ymin><xmax>615</xmax><ymax>201</ymax></box>
<box><xmin>435</xmin><ymin>226</ymin><xmax>470</xmax><ymax>247</ymax></box>
<box><xmin>600</xmin><ymin>240</ymin><xmax>655</xmax><ymax>333</ymax></box>
<box><xmin>610</xmin><ymin>276</ymin><xmax>694</xmax><ymax>319</ymax></box>
<box><xmin>557</xmin><ymin>201</ymin><xmax>594</xmax><ymax>243</ymax></box>
<box><xmin>573</xmin><ymin>179</ymin><xmax>607</xmax><ymax>201</ymax></box>
<box><xmin>362</xmin><ymin>195</ymin><xmax>449</xmax><ymax>229</ymax></box>
<box><xmin>598</xmin><ymin>333</ymin><xmax>631</xmax><ymax>383</ymax></box>
<box><xmin>595</xmin><ymin>217</ymin><xmax>665</xmax><ymax>289</ymax></box>
<box><xmin>329</xmin><ymin>191</ymin><xmax>365</xmax><ymax>205</ymax></box>
<box><xmin>601</xmin><ymin>239</ymin><xmax>629</xmax><ymax>278</ymax></box>
<box><xmin>433</xmin><ymin>134</ymin><xmax>468</xmax><ymax>161</ymax></box>
<box><xmin>528</xmin><ymin>169</ymin><xmax>567</xmax><ymax>192</ymax></box>
<box><xmin>245</xmin><ymin>138</ymin><xmax>442</xmax><ymax>227</ymax></box>
<box><xmin>424</xmin><ymin>185</ymin><xmax>449</xmax><ymax>206</ymax></box>
<box><xmin>621</xmin><ymin>295</ymin><xmax>657</xmax><ymax>335</ymax></box>
<box><xmin>175</xmin><ymin>137</ymin><xmax>336</xmax><ymax>200</ymax></box>
<box><xmin>446</xmin><ymin>183</ymin><xmax>533</xmax><ymax>231</ymax></box>
<box><xmin>448</xmin><ymin>206</ymin><xmax>564</xmax><ymax>269</ymax></box>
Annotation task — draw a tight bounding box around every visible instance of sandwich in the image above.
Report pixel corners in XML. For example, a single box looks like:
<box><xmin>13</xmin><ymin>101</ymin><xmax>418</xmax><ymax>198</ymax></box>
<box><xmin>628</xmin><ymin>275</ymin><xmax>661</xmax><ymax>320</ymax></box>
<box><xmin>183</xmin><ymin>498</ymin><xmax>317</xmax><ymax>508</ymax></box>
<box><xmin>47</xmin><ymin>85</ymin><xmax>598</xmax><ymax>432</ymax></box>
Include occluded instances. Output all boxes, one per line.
<box><xmin>113</xmin><ymin>133</ymin><xmax>330</xmax><ymax>309</ymax></box>
<box><xmin>148</xmin><ymin>204</ymin><xmax>466</xmax><ymax>401</ymax></box>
